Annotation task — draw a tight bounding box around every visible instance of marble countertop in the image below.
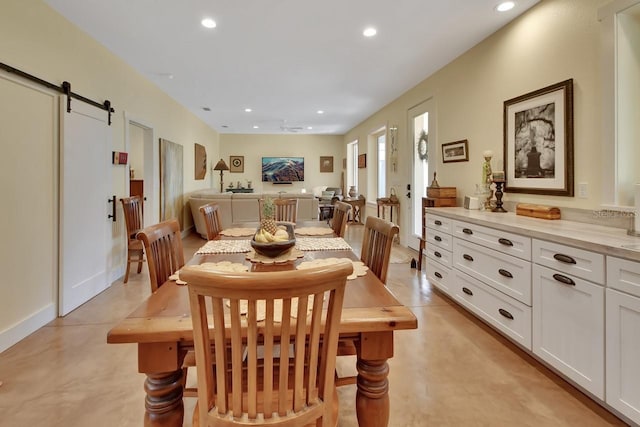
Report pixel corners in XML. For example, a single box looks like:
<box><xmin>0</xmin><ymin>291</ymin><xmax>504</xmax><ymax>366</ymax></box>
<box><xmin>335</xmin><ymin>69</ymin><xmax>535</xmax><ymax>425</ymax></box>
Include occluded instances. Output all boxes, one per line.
<box><xmin>426</xmin><ymin>207</ymin><xmax>640</xmax><ymax>262</ymax></box>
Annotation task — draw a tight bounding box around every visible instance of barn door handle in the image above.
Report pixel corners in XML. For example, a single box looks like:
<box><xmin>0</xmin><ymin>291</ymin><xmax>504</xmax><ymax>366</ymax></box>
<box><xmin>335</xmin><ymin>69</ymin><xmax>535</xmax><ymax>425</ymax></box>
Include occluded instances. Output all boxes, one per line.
<box><xmin>108</xmin><ymin>195</ymin><xmax>116</xmax><ymax>222</ymax></box>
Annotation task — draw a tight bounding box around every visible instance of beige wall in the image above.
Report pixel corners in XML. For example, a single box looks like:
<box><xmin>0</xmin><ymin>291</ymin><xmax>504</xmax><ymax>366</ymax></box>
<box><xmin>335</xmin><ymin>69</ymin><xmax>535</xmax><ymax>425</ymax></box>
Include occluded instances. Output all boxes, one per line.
<box><xmin>220</xmin><ymin>134</ymin><xmax>345</xmax><ymax>194</ymax></box>
<box><xmin>0</xmin><ymin>0</ymin><xmax>219</xmax><ymax>350</ymax></box>
<box><xmin>345</xmin><ymin>0</ymin><xmax>609</xmax><ymax>242</ymax></box>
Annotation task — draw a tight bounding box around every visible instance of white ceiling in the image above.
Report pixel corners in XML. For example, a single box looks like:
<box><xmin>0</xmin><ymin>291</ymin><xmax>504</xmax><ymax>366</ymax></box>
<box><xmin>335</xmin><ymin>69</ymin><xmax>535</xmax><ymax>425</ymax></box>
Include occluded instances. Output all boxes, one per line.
<box><xmin>44</xmin><ymin>0</ymin><xmax>539</xmax><ymax>135</ymax></box>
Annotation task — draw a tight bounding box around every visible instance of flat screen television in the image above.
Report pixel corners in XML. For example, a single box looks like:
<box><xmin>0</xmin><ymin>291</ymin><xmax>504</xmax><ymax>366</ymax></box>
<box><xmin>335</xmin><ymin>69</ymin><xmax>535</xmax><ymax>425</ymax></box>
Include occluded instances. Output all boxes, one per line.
<box><xmin>261</xmin><ymin>157</ymin><xmax>304</xmax><ymax>182</ymax></box>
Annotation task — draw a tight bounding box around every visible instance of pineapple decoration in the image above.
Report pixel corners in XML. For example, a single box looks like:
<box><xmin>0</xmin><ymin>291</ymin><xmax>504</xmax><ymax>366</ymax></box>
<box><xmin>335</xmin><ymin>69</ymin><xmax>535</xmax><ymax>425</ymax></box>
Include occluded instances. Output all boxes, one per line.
<box><xmin>261</xmin><ymin>197</ymin><xmax>278</xmax><ymax>235</ymax></box>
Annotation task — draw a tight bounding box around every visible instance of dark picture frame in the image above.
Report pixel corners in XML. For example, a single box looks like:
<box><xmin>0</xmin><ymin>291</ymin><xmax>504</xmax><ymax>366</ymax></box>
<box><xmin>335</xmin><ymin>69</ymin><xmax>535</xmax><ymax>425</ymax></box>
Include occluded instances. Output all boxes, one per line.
<box><xmin>441</xmin><ymin>140</ymin><xmax>469</xmax><ymax>163</ymax></box>
<box><xmin>503</xmin><ymin>79</ymin><xmax>574</xmax><ymax>196</ymax></box>
<box><xmin>194</xmin><ymin>143</ymin><xmax>207</xmax><ymax>180</ymax></box>
<box><xmin>229</xmin><ymin>155</ymin><xmax>244</xmax><ymax>173</ymax></box>
<box><xmin>320</xmin><ymin>156</ymin><xmax>333</xmax><ymax>173</ymax></box>
<box><xmin>358</xmin><ymin>153</ymin><xmax>367</xmax><ymax>169</ymax></box>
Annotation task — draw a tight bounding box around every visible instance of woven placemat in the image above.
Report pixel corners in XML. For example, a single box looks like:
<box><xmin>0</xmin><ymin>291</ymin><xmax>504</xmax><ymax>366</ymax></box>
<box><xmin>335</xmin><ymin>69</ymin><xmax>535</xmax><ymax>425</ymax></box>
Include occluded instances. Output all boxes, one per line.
<box><xmin>245</xmin><ymin>248</ymin><xmax>305</xmax><ymax>264</ymax></box>
<box><xmin>196</xmin><ymin>239</ymin><xmax>252</xmax><ymax>254</ymax></box>
<box><xmin>295</xmin><ymin>226</ymin><xmax>334</xmax><ymax>236</ymax></box>
<box><xmin>296</xmin><ymin>258</ymin><xmax>368</xmax><ymax>280</ymax></box>
<box><xmin>295</xmin><ymin>237</ymin><xmax>352</xmax><ymax>251</ymax></box>
<box><xmin>219</xmin><ymin>227</ymin><xmax>255</xmax><ymax>237</ymax></box>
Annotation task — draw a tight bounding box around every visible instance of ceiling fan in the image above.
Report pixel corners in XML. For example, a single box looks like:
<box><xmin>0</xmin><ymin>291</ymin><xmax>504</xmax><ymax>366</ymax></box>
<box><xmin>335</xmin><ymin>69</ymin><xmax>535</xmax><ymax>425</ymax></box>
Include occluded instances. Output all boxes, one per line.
<box><xmin>280</xmin><ymin>120</ymin><xmax>304</xmax><ymax>133</ymax></box>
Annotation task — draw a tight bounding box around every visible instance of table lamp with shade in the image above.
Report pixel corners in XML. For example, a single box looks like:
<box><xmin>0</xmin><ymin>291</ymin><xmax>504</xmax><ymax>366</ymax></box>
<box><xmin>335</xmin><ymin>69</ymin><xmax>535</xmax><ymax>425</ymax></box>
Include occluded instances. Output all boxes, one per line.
<box><xmin>213</xmin><ymin>158</ymin><xmax>229</xmax><ymax>193</ymax></box>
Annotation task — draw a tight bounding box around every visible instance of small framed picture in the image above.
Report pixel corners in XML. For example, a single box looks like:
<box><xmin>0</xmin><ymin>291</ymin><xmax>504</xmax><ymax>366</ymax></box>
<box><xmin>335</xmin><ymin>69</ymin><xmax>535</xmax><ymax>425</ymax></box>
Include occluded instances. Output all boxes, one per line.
<box><xmin>320</xmin><ymin>156</ymin><xmax>333</xmax><ymax>173</ymax></box>
<box><xmin>441</xmin><ymin>140</ymin><xmax>469</xmax><ymax>163</ymax></box>
<box><xmin>229</xmin><ymin>155</ymin><xmax>244</xmax><ymax>173</ymax></box>
<box><xmin>358</xmin><ymin>153</ymin><xmax>367</xmax><ymax>169</ymax></box>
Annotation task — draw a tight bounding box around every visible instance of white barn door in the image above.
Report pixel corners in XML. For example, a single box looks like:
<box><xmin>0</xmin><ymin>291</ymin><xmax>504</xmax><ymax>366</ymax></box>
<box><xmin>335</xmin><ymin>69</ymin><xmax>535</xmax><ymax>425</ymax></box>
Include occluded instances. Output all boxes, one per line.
<box><xmin>59</xmin><ymin>100</ymin><xmax>111</xmax><ymax>316</ymax></box>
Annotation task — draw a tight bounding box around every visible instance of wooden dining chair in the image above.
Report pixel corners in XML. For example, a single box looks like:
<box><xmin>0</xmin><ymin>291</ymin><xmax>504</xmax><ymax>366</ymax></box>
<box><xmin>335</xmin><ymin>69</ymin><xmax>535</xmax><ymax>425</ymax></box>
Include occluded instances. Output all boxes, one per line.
<box><xmin>199</xmin><ymin>202</ymin><xmax>223</xmax><ymax>240</ymax></box>
<box><xmin>181</xmin><ymin>261</ymin><xmax>352</xmax><ymax>427</ymax></box>
<box><xmin>360</xmin><ymin>215</ymin><xmax>400</xmax><ymax>284</ymax></box>
<box><xmin>258</xmin><ymin>198</ymin><xmax>298</xmax><ymax>223</ymax></box>
<box><xmin>330</xmin><ymin>201</ymin><xmax>351</xmax><ymax>238</ymax></box>
<box><xmin>120</xmin><ymin>196</ymin><xmax>145</xmax><ymax>283</ymax></box>
<box><xmin>336</xmin><ymin>216</ymin><xmax>399</xmax><ymax>387</ymax></box>
<box><xmin>136</xmin><ymin>219</ymin><xmax>185</xmax><ymax>293</ymax></box>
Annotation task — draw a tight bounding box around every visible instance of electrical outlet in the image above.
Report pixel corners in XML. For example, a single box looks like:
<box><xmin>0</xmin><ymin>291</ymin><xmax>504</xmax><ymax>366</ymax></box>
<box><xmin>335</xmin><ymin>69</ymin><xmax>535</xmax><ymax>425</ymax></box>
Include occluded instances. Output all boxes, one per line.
<box><xmin>578</xmin><ymin>182</ymin><xmax>588</xmax><ymax>198</ymax></box>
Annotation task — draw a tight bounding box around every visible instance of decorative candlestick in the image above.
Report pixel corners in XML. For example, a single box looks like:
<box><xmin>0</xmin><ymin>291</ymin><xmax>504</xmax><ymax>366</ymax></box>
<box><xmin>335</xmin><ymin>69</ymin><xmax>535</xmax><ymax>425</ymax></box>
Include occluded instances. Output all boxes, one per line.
<box><xmin>482</xmin><ymin>150</ymin><xmax>493</xmax><ymax>210</ymax></box>
<box><xmin>492</xmin><ymin>175</ymin><xmax>507</xmax><ymax>212</ymax></box>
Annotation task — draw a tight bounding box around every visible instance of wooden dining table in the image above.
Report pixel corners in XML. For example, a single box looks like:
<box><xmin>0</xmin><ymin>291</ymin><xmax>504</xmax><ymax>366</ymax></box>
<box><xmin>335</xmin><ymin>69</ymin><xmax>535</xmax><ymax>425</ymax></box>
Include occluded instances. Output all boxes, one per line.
<box><xmin>107</xmin><ymin>222</ymin><xmax>418</xmax><ymax>427</ymax></box>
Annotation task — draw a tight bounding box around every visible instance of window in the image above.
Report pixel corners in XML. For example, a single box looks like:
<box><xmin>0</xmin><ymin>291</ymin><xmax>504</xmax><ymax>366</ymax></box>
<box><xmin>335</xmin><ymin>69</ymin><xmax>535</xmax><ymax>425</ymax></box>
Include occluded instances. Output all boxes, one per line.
<box><xmin>347</xmin><ymin>140</ymin><xmax>358</xmax><ymax>192</ymax></box>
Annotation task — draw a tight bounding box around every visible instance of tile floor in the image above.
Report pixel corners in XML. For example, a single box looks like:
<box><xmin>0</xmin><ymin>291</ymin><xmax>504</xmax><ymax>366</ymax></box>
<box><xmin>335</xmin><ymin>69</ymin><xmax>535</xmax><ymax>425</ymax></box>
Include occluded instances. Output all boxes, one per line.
<box><xmin>0</xmin><ymin>225</ymin><xmax>628</xmax><ymax>426</ymax></box>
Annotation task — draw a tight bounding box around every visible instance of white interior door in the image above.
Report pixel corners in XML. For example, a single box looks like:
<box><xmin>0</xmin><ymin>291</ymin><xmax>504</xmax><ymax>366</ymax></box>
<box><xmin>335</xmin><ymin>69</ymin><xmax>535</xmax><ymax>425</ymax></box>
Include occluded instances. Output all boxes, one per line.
<box><xmin>59</xmin><ymin>99</ymin><xmax>111</xmax><ymax>316</ymax></box>
<box><xmin>407</xmin><ymin>98</ymin><xmax>435</xmax><ymax>251</ymax></box>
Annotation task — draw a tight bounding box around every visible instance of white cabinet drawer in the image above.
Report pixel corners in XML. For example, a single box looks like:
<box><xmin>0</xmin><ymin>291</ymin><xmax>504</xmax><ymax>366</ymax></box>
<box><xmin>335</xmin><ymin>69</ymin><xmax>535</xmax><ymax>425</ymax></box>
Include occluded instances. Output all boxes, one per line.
<box><xmin>452</xmin><ymin>220</ymin><xmax>531</xmax><ymax>261</ymax></box>
<box><xmin>453</xmin><ymin>238</ymin><xmax>532</xmax><ymax>305</ymax></box>
<box><xmin>532</xmin><ymin>240</ymin><xmax>605</xmax><ymax>284</ymax></box>
<box><xmin>532</xmin><ymin>264</ymin><xmax>604</xmax><ymax>399</ymax></box>
<box><xmin>607</xmin><ymin>256</ymin><xmax>640</xmax><ymax>298</ymax></box>
<box><xmin>426</xmin><ymin>258</ymin><xmax>453</xmax><ymax>297</ymax></box>
<box><xmin>426</xmin><ymin>228</ymin><xmax>452</xmax><ymax>252</ymax></box>
<box><xmin>426</xmin><ymin>214</ymin><xmax>453</xmax><ymax>233</ymax></box>
<box><xmin>606</xmin><ymin>288</ymin><xmax>640</xmax><ymax>425</ymax></box>
<box><xmin>426</xmin><ymin>245</ymin><xmax>452</xmax><ymax>268</ymax></box>
<box><xmin>453</xmin><ymin>270</ymin><xmax>532</xmax><ymax>350</ymax></box>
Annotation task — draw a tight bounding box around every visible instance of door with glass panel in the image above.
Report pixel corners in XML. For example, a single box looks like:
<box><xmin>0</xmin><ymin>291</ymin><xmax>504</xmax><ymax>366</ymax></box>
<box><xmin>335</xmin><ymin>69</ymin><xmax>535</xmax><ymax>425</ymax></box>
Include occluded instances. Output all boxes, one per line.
<box><xmin>407</xmin><ymin>98</ymin><xmax>435</xmax><ymax>252</ymax></box>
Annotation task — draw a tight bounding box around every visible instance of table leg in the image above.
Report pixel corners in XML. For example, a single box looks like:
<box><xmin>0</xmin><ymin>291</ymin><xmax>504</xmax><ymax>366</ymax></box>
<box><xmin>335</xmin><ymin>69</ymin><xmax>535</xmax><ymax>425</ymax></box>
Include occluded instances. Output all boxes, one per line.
<box><xmin>356</xmin><ymin>359</ymin><xmax>390</xmax><ymax>427</ymax></box>
<box><xmin>143</xmin><ymin>370</ymin><xmax>184</xmax><ymax>427</ymax></box>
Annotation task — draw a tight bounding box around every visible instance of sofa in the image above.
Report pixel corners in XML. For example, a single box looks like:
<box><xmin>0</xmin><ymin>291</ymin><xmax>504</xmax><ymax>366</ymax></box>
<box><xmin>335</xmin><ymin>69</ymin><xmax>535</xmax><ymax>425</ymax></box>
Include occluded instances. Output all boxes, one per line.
<box><xmin>189</xmin><ymin>190</ymin><xmax>319</xmax><ymax>239</ymax></box>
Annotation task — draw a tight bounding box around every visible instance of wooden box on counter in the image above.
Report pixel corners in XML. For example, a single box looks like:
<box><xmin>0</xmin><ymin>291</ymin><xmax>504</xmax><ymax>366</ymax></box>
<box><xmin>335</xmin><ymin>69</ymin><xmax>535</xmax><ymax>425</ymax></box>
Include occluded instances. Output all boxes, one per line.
<box><xmin>424</xmin><ymin>186</ymin><xmax>457</xmax><ymax>207</ymax></box>
<box><xmin>515</xmin><ymin>203</ymin><xmax>561</xmax><ymax>220</ymax></box>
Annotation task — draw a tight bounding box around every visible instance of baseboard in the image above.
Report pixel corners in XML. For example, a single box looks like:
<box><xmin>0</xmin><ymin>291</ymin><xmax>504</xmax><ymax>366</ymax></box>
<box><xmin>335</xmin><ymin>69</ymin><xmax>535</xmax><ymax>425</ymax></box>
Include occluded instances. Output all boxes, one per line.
<box><xmin>0</xmin><ymin>303</ymin><xmax>56</xmax><ymax>353</ymax></box>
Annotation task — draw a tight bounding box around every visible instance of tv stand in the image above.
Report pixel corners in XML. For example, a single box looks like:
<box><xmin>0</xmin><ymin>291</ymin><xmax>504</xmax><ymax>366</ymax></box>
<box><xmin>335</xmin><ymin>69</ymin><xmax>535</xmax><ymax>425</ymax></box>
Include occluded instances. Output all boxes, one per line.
<box><xmin>272</xmin><ymin>182</ymin><xmax>292</xmax><ymax>185</ymax></box>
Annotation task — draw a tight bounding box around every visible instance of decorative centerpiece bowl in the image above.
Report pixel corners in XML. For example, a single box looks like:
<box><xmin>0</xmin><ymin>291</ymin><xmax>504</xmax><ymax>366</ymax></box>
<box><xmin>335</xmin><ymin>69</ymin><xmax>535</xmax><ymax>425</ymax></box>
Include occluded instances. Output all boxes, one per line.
<box><xmin>250</xmin><ymin>222</ymin><xmax>296</xmax><ymax>258</ymax></box>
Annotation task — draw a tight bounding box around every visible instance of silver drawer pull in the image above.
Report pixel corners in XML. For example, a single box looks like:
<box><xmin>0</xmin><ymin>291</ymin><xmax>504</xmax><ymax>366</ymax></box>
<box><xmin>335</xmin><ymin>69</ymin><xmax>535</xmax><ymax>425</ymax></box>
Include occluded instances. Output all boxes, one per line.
<box><xmin>434</xmin><ymin>235</ymin><xmax>442</xmax><ymax>242</ymax></box>
<box><xmin>462</xmin><ymin>287</ymin><xmax>473</xmax><ymax>296</ymax></box>
<box><xmin>552</xmin><ymin>273</ymin><xmax>576</xmax><ymax>286</ymax></box>
<box><xmin>498</xmin><ymin>238</ymin><xmax>513</xmax><ymax>246</ymax></box>
<box><xmin>434</xmin><ymin>220</ymin><xmax>442</xmax><ymax>226</ymax></box>
<box><xmin>498</xmin><ymin>308</ymin><xmax>514</xmax><ymax>320</ymax></box>
<box><xmin>434</xmin><ymin>251</ymin><xmax>442</xmax><ymax>258</ymax></box>
<box><xmin>463</xmin><ymin>254</ymin><xmax>474</xmax><ymax>262</ymax></box>
<box><xmin>553</xmin><ymin>253</ymin><xmax>576</xmax><ymax>264</ymax></box>
<box><xmin>434</xmin><ymin>272</ymin><xmax>443</xmax><ymax>279</ymax></box>
<box><xmin>498</xmin><ymin>269</ymin><xmax>513</xmax><ymax>278</ymax></box>
<box><xmin>462</xmin><ymin>228</ymin><xmax>473</xmax><ymax>235</ymax></box>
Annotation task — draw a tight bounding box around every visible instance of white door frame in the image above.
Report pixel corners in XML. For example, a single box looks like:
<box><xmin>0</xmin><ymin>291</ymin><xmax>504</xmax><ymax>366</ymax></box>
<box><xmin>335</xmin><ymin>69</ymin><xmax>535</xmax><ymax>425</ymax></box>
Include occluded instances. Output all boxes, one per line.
<box><xmin>407</xmin><ymin>97</ymin><xmax>436</xmax><ymax>252</ymax></box>
<box><xmin>124</xmin><ymin>111</ymin><xmax>158</xmax><ymax>227</ymax></box>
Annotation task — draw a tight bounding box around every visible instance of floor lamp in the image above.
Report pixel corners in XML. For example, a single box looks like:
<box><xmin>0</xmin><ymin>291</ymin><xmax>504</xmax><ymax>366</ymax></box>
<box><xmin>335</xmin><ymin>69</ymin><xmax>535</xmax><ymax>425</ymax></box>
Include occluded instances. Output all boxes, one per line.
<box><xmin>213</xmin><ymin>159</ymin><xmax>229</xmax><ymax>193</ymax></box>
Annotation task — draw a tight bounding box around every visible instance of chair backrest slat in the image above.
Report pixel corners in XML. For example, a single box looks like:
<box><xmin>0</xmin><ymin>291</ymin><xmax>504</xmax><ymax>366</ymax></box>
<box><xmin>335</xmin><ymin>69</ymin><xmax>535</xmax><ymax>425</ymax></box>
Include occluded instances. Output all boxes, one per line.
<box><xmin>182</xmin><ymin>262</ymin><xmax>351</xmax><ymax>427</ymax></box>
<box><xmin>361</xmin><ymin>216</ymin><xmax>400</xmax><ymax>284</ymax></box>
<box><xmin>137</xmin><ymin>219</ymin><xmax>185</xmax><ymax>292</ymax></box>
<box><xmin>120</xmin><ymin>196</ymin><xmax>143</xmax><ymax>239</ymax></box>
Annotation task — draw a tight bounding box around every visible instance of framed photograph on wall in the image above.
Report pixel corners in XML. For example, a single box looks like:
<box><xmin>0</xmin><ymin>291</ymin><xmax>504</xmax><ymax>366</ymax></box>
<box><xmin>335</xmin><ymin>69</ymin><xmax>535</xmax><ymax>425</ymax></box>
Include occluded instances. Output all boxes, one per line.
<box><xmin>229</xmin><ymin>155</ymin><xmax>244</xmax><ymax>173</ymax></box>
<box><xmin>503</xmin><ymin>79</ymin><xmax>573</xmax><ymax>196</ymax></box>
<box><xmin>194</xmin><ymin>143</ymin><xmax>207</xmax><ymax>180</ymax></box>
<box><xmin>441</xmin><ymin>140</ymin><xmax>469</xmax><ymax>163</ymax></box>
<box><xmin>358</xmin><ymin>153</ymin><xmax>366</xmax><ymax>169</ymax></box>
<box><xmin>320</xmin><ymin>156</ymin><xmax>333</xmax><ymax>173</ymax></box>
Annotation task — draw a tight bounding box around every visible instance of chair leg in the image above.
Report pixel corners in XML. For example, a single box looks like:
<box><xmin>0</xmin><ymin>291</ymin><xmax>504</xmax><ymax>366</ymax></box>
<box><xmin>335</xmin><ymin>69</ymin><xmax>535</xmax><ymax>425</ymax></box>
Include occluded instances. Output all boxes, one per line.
<box><xmin>123</xmin><ymin>259</ymin><xmax>131</xmax><ymax>284</ymax></box>
<box><xmin>136</xmin><ymin>251</ymin><xmax>144</xmax><ymax>273</ymax></box>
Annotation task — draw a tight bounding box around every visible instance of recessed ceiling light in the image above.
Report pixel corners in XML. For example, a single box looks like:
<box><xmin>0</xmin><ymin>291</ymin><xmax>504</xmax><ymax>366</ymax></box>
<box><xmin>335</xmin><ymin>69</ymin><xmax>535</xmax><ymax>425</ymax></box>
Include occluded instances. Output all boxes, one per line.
<box><xmin>244</xmin><ymin>108</ymin><xmax>252</xmax><ymax>112</ymax></box>
<box><xmin>495</xmin><ymin>1</ymin><xmax>515</xmax><ymax>12</ymax></box>
<box><xmin>253</xmin><ymin>125</ymin><xmax>259</xmax><ymax>129</ymax></box>
<box><xmin>307</xmin><ymin>126</ymin><xmax>313</xmax><ymax>130</ymax></box>
<box><xmin>363</xmin><ymin>27</ymin><xmax>377</xmax><ymax>37</ymax></box>
<box><xmin>317</xmin><ymin>110</ymin><xmax>324</xmax><ymax>114</ymax></box>
<box><xmin>201</xmin><ymin>18</ymin><xmax>217</xmax><ymax>28</ymax></box>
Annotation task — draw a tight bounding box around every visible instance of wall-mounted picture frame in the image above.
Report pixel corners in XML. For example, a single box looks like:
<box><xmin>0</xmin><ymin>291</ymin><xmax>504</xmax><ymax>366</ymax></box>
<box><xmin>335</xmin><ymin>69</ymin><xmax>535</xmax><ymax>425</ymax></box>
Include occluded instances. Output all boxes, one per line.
<box><xmin>358</xmin><ymin>153</ymin><xmax>367</xmax><ymax>169</ymax></box>
<box><xmin>441</xmin><ymin>140</ymin><xmax>469</xmax><ymax>163</ymax></box>
<box><xmin>229</xmin><ymin>155</ymin><xmax>244</xmax><ymax>173</ymax></box>
<box><xmin>503</xmin><ymin>79</ymin><xmax>573</xmax><ymax>196</ymax></box>
<box><xmin>194</xmin><ymin>143</ymin><xmax>207</xmax><ymax>180</ymax></box>
<box><xmin>320</xmin><ymin>156</ymin><xmax>333</xmax><ymax>173</ymax></box>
